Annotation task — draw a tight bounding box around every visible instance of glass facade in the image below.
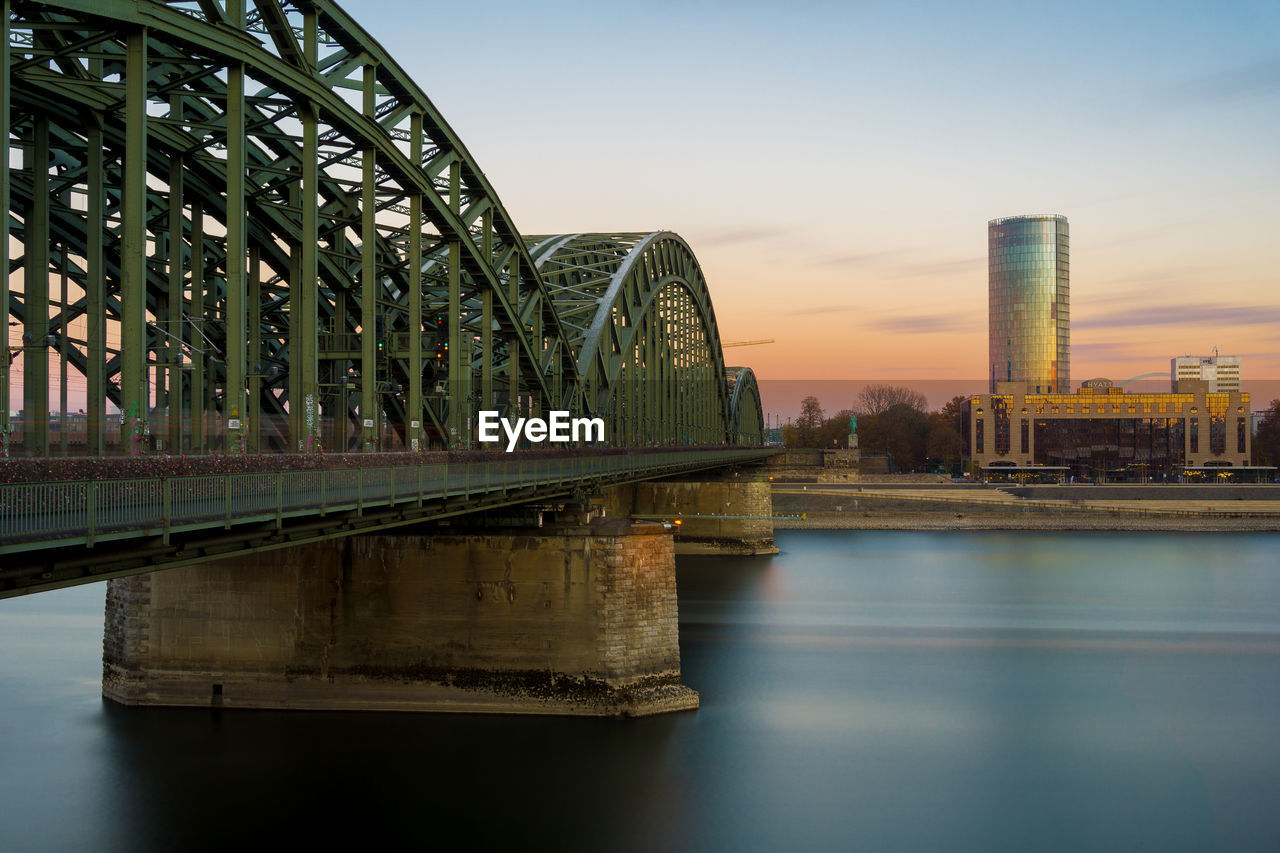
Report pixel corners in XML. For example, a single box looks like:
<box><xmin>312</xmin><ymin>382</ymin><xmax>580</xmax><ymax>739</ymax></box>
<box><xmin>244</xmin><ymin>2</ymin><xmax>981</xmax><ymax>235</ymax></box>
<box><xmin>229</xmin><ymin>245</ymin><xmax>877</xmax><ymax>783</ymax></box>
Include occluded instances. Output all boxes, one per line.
<box><xmin>1033</xmin><ymin>417</ymin><xmax>1185</xmax><ymax>471</ymax></box>
<box><xmin>988</xmin><ymin>215</ymin><xmax>1069</xmax><ymax>393</ymax></box>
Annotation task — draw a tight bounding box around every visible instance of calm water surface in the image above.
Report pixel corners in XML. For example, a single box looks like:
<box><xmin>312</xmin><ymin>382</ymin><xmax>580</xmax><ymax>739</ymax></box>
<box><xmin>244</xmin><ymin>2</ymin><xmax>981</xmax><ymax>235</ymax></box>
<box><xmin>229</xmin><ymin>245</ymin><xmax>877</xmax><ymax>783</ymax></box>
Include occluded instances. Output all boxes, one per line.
<box><xmin>1</xmin><ymin>530</ymin><xmax>1278</xmax><ymax>851</ymax></box>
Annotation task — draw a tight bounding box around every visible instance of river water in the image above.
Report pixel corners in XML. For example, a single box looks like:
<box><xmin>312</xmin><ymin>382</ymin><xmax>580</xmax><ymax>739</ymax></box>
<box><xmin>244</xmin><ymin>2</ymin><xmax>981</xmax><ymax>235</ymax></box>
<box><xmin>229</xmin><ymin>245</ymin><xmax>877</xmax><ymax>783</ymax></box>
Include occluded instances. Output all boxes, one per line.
<box><xmin>1</xmin><ymin>530</ymin><xmax>1278</xmax><ymax>851</ymax></box>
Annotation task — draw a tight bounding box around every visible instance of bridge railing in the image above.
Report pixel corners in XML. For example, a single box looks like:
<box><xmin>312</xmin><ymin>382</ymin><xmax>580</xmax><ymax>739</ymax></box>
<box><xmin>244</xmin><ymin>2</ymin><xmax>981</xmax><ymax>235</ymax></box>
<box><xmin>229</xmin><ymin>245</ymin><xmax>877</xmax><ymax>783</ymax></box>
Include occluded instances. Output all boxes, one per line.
<box><xmin>0</xmin><ymin>448</ymin><xmax>773</xmax><ymax>551</ymax></box>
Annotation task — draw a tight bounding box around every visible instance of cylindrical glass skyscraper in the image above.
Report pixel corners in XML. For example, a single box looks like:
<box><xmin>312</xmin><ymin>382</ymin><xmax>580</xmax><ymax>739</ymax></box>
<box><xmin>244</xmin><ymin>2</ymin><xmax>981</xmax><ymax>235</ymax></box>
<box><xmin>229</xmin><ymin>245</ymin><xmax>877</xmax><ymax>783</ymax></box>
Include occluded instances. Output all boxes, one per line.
<box><xmin>988</xmin><ymin>214</ymin><xmax>1069</xmax><ymax>394</ymax></box>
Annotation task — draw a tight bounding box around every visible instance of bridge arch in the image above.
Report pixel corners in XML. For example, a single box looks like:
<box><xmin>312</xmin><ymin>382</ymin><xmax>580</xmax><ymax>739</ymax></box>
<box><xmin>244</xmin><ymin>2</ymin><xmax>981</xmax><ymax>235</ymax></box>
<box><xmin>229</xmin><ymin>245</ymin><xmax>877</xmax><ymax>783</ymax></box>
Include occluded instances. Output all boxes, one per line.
<box><xmin>528</xmin><ymin>232</ymin><xmax>764</xmax><ymax>445</ymax></box>
<box><xmin>2</xmin><ymin>1</ymin><xmax>763</xmax><ymax>454</ymax></box>
<box><xmin>727</xmin><ymin>367</ymin><xmax>766</xmax><ymax>446</ymax></box>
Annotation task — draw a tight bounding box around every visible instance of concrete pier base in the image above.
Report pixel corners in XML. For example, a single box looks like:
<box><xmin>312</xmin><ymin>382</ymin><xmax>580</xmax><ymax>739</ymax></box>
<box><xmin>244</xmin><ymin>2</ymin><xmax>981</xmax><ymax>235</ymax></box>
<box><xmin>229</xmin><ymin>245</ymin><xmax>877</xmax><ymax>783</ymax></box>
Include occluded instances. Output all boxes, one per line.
<box><xmin>628</xmin><ymin>480</ymin><xmax>777</xmax><ymax>555</ymax></box>
<box><xmin>102</xmin><ymin>519</ymin><xmax>697</xmax><ymax>717</ymax></box>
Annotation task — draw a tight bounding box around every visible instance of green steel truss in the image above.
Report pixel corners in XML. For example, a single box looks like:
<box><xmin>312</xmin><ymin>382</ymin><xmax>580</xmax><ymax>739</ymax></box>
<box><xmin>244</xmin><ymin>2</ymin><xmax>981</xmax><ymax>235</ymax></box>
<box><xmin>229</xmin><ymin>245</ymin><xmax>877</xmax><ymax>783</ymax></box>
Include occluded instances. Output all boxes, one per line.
<box><xmin>725</xmin><ymin>367</ymin><xmax>764</xmax><ymax>446</ymax></box>
<box><xmin>2</xmin><ymin>0</ymin><xmax>764</xmax><ymax>456</ymax></box>
<box><xmin>527</xmin><ymin>232</ymin><xmax>763</xmax><ymax>446</ymax></box>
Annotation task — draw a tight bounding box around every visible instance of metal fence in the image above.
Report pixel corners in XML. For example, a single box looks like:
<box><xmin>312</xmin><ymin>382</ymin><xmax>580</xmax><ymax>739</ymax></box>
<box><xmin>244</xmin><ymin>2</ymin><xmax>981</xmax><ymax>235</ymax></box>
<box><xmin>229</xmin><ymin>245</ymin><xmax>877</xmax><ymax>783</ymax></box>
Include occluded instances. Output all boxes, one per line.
<box><xmin>0</xmin><ymin>449</ymin><xmax>772</xmax><ymax>549</ymax></box>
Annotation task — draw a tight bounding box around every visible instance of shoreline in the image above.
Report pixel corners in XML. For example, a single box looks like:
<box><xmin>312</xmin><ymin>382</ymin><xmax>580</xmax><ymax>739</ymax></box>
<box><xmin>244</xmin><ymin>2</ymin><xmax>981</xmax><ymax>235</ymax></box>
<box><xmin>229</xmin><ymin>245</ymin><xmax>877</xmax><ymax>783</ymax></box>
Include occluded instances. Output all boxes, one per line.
<box><xmin>771</xmin><ymin>484</ymin><xmax>1280</xmax><ymax>532</ymax></box>
<box><xmin>775</xmin><ymin>514</ymin><xmax>1280</xmax><ymax>532</ymax></box>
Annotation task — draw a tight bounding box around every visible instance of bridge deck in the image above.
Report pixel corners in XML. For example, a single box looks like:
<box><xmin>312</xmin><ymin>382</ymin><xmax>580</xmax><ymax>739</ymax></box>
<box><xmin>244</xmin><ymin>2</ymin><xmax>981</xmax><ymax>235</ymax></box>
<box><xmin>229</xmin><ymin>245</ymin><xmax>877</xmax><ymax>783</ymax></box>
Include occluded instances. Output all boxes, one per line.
<box><xmin>0</xmin><ymin>447</ymin><xmax>776</xmax><ymax>598</ymax></box>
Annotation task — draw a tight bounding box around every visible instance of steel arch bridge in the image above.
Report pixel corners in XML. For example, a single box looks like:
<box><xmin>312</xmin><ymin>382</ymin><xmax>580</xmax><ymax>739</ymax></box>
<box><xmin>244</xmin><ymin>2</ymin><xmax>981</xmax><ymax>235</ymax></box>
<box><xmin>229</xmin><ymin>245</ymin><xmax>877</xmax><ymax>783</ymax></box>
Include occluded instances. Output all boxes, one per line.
<box><xmin>1</xmin><ymin>0</ymin><xmax>765</xmax><ymax>457</ymax></box>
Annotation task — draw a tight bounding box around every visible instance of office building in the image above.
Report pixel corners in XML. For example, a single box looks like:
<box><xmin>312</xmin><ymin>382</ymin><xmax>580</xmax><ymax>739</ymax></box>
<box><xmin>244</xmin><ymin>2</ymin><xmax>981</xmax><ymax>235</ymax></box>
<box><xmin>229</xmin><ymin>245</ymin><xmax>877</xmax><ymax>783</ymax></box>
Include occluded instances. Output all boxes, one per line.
<box><xmin>968</xmin><ymin>379</ymin><xmax>1253</xmax><ymax>481</ymax></box>
<box><xmin>988</xmin><ymin>215</ymin><xmax>1070</xmax><ymax>394</ymax></box>
<box><xmin>1172</xmin><ymin>353</ymin><xmax>1241</xmax><ymax>394</ymax></box>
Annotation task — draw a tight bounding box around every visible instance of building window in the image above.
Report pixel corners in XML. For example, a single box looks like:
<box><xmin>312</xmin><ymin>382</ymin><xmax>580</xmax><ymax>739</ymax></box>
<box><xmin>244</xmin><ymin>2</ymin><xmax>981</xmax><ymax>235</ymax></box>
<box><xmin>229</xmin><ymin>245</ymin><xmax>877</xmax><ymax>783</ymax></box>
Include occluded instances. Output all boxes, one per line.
<box><xmin>1238</xmin><ymin>418</ymin><xmax>1247</xmax><ymax>454</ymax></box>
<box><xmin>994</xmin><ymin>399</ymin><xmax>1010</xmax><ymax>455</ymax></box>
<box><xmin>976</xmin><ymin>419</ymin><xmax>984</xmax><ymax>454</ymax></box>
<box><xmin>1210</xmin><ymin>415</ymin><xmax>1226</xmax><ymax>455</ymax></box>
<box><xmin>1020</xmin><ymin>420</ymin><xmax>1029</xmax><ymax>454</ymax></box>
<box><xmin>1190</xmin><ymin>419</ymin><xmax>1199</xmax><ymax>454</ymax></box>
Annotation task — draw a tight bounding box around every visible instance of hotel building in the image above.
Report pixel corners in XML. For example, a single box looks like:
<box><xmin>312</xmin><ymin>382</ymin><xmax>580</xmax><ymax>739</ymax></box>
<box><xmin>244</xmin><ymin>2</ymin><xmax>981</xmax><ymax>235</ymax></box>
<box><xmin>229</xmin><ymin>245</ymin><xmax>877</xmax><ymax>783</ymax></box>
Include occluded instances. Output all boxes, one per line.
<box><xmin>968</xmin><ymin>379</ymin><xmax>1252</xmax><ymax>481</ymax></box>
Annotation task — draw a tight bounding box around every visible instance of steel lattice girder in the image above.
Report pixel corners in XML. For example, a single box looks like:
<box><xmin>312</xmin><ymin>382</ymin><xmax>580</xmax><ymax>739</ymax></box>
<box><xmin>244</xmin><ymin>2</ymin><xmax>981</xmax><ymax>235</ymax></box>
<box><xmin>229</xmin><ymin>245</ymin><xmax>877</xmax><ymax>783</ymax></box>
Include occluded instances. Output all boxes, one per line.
<box><xmin>3</xmin><ymin>0</ymin><xmax>764</xmax><ymax>454</ymax></box>
<box><xmin>528</xmin><ymin>232</ymin><xmax>763</xmax><ymax>446</ymax></box>
<box><xmin>726</xmin><ymin>367</ymin><xmax>765</xmax><ymax>446</ymax></box>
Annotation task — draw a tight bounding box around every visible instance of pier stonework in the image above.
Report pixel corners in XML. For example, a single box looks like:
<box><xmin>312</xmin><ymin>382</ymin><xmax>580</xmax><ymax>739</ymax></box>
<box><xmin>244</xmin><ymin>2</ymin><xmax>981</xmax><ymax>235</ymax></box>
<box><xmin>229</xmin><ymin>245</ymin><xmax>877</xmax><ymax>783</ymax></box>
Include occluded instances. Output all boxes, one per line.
<box><xmin>102</xmin><ymin>520</ymin><xmax>696</xmax><ymax>716</ymax></box>
<box><xmin>626</xmin><ymin>480</ymin><xmax>777</xmax><ymax>555</ymax></box>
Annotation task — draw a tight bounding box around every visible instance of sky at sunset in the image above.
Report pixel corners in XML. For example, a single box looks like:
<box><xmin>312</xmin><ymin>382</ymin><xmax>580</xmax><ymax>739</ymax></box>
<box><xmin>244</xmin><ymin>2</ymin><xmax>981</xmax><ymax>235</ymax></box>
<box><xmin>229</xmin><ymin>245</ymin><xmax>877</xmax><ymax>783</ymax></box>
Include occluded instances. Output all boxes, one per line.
<box><xmin>353</xmin><ymin>0</ymin><xmax>1279</xmax><ymax>389</ymax></box>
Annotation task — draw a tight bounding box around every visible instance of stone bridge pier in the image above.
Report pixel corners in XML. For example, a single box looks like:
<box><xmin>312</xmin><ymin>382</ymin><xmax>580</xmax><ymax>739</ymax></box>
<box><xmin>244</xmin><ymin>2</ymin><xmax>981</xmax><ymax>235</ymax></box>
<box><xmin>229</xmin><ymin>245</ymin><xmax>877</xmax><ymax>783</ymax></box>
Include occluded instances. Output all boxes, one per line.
<box><xmin>103</xmin><ymin>515</ymin><xmax>697</xmax><ymax>717</ymax></box>
<box><xmin>612</xmin><ymin>478</ymin><xmax>777</xmax><ymax>555</ymax></box>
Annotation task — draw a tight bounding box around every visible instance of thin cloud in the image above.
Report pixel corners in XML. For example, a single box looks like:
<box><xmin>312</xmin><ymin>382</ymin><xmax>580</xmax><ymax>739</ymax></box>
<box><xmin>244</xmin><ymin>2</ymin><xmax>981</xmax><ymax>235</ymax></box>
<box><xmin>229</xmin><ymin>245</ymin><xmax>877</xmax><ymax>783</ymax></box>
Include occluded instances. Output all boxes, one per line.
<box><xmin>1088</xmin><ymin>267</ymin><xmax>1211</xmax><ymax>295</ymax></box>
<box><xmin>872</xmin><ymin>313</ymin><xmax>983</xmax><ymax>334</ymax></box>
<box><xmin>696</xmin><ymin>226</ymin><xmax>787</xmax><ymax>246</ymax></box>
<box><xmin>813</xmin><ymin>250</ymin><xmax>984</xmax><ymax>279</ymax></box>
<box><xmin>1076</xmin><ymin>303</ymin><xmax>1280</xmax><ymax>330</ymax></box>
<box><xmin>1176</xmin><ymin>59</ymin><xmax>1280</xmax><ymax>102</ymax></box>
<box><xmin>788</xmin><ymin>304</ymin><xmax>859</xmax><ymax>316</ymax></box>
<box><xmin>1070</xmin><ymin>341</ymin><xmax>1155</xmax><ymax>362</ymax></box>
<box><xmin>887</xmin><ymin>256</ymin><xmax>985</xmax><ymax>278</ymax></box>
<box><xmin>815</xmin><ymin>249</ymin><xmax>904</xmax><ymax>267</ymax></box>
<box><xmin>869</xmin><ymin>366</ymin><xmax>955</xmax><ymax>373</ymax></box>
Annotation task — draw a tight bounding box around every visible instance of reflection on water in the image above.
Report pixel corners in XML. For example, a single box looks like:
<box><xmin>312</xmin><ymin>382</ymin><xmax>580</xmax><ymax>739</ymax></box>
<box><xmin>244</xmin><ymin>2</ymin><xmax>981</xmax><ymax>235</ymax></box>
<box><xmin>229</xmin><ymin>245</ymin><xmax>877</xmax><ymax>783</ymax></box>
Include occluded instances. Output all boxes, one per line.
<box><xmin>1</xmin><ymin>531</ymin><xmax>1278</xmax><ymax>851</ymax></box>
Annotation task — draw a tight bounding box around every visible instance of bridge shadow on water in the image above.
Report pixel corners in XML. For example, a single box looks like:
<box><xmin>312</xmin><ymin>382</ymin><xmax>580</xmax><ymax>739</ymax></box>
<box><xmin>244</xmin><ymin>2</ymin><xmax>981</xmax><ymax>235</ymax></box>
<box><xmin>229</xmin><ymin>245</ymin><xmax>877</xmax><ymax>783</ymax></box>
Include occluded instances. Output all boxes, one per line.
<box><xmin>93</xmin><ymin>700</ymin><xmax>691</xmax><ymax>851</ymax></box>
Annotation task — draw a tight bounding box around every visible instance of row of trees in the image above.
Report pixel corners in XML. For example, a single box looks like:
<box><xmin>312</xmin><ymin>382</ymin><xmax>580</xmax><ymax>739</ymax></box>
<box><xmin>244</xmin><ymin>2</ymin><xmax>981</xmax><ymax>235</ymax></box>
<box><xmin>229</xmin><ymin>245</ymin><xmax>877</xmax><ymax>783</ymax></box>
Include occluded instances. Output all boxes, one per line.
<box><xmin>1254</xmin><ymin>399</ymin><xmax>1280</xmax><ymax>466</ymax></box>
<box><xmin>781</xmin><ymin>384</ymin><xmax>967</xmax><ymax>473</ymax></box>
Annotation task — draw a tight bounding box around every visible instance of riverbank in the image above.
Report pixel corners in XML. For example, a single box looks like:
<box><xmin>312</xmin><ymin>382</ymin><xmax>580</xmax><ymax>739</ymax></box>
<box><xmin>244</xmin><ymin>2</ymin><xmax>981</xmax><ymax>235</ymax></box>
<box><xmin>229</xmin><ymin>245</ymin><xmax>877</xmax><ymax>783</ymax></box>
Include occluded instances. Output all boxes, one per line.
<box><xmin>772</xmin><ymin>485</ymin><xmax>1280</xmax><ymax>532</ymax></box>
<box><xmin>775</xmin><ymin>514</ymin><xmax>1280</xmax><ymax>531</ymax></box>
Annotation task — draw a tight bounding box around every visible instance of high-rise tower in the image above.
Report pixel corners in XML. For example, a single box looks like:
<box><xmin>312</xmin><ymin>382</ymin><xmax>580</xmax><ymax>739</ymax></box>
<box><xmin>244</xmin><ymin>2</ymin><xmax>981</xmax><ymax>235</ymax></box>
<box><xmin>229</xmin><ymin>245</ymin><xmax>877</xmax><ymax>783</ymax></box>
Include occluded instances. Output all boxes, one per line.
<box><xmin>988</xmin><ymin>214</ymin><xmax>1069</xmax><ymax>394</ymax></box>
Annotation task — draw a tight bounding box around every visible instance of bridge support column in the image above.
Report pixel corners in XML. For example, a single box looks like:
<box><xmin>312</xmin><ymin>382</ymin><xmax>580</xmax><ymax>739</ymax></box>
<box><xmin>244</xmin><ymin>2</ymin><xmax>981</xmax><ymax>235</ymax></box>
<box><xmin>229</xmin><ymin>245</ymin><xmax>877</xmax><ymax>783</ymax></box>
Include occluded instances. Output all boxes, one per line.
<box><xmin>624</xmin><ymin>479</ymin><xmax>777</xmax><ymax>555</ymax></box>
<box><xmin>102</xmin><ymin>519</ymin><xmax>697</xmax><ymax>717</ymax></box>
